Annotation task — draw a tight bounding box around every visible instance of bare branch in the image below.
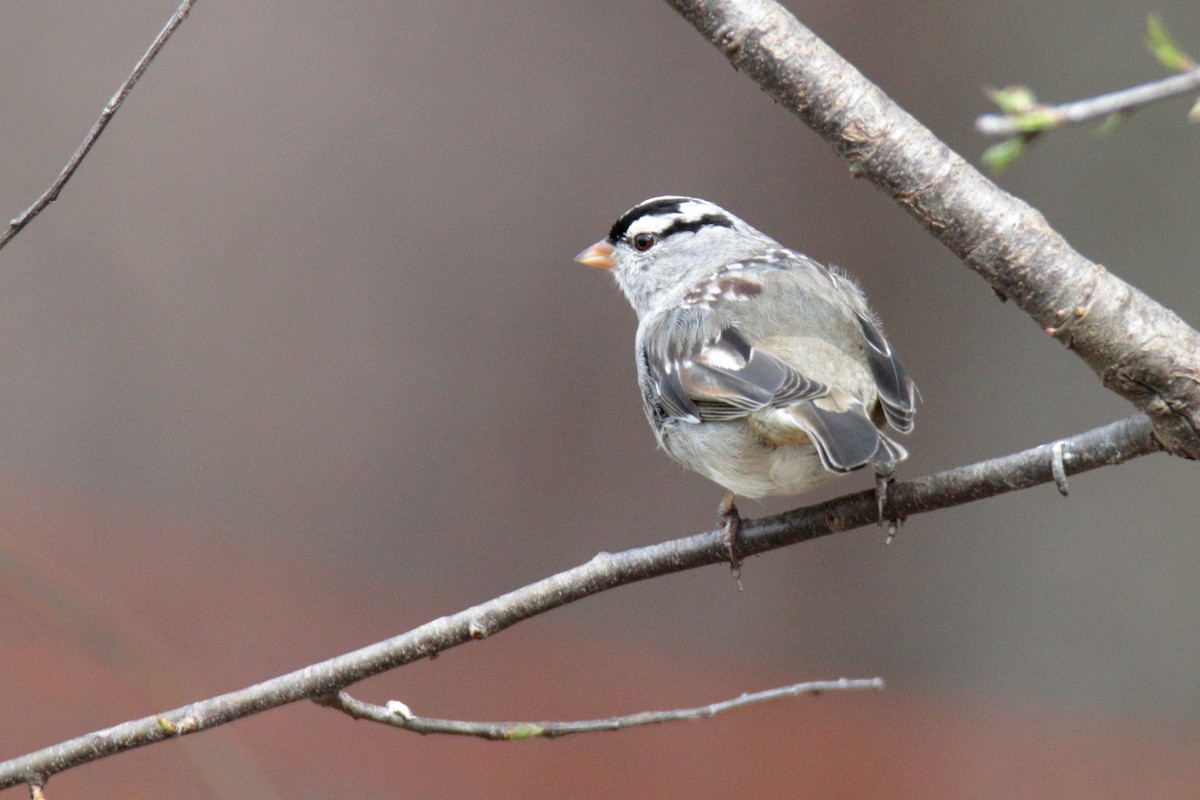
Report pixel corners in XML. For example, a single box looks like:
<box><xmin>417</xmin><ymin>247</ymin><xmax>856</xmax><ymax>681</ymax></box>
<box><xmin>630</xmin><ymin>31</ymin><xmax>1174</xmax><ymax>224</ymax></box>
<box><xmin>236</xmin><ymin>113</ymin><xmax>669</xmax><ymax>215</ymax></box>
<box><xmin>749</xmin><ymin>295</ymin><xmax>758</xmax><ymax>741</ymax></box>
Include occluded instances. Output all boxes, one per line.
<box><xmin>322</xmin><ymin>678</ymin><xmax>884</xmax><ymax>740</ymax></box>
<box><xmin>0</xmin><ymin>0</ymin><xmax>197</xmax><ymax>253</ymax></box>
<box><xmin>0</xmin><ymin>414</ymin><xmax>1161</xmax><ymax>790</ymax></box>
<box><xmin>975</xmin><ymin>70</ymin><xmax>1200</xmax><ymax>138</ymax></box>
<box><xmin>664</xmin><ymin>0</ymin><xmax>1200</xmax><ymax>459</ymax></box>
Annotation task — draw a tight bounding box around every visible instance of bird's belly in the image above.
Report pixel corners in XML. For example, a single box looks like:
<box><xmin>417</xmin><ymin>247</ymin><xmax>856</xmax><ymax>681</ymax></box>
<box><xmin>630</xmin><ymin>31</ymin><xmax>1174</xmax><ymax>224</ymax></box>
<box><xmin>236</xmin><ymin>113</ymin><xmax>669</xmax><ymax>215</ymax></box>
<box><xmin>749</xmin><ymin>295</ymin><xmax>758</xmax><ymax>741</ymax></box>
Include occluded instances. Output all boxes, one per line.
<box><xmin>660</xmin><ymin>420</ymin><xmax>838</xmax><ymax>499</ymax></box>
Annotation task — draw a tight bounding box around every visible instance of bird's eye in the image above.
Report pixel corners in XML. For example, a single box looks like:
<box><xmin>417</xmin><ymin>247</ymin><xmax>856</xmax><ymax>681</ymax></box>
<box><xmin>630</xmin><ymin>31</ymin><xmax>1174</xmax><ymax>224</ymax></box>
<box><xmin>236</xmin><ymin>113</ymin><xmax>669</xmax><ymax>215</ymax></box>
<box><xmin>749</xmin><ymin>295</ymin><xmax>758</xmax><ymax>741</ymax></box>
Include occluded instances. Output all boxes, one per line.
<box><xmin>632</xmin><ymin>232</ymin><xmax>657</xmax><ymax>251</ymax></box>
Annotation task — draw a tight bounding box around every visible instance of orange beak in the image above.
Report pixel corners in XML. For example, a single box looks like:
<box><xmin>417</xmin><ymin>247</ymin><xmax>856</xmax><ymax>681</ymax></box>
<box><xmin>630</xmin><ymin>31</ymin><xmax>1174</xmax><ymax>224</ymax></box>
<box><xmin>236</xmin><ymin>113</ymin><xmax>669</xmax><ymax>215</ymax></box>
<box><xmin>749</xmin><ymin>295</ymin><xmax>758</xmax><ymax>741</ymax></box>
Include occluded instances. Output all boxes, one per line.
<box><xmin>574</xmin><ymin>240</ymin><xmax>616</xmax><ymax>269</ymax></box>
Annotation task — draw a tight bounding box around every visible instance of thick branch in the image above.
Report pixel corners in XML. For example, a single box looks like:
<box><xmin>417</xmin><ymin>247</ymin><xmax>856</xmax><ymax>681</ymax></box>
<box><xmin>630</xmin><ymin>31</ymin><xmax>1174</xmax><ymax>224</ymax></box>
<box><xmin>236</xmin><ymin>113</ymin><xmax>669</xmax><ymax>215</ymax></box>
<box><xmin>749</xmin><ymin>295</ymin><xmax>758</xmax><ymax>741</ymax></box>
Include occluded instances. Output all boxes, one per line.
<box><xmin>665</xmin><ymin>0</ymin><xmax>1200</xmax><ymax>459</ymax></box>
<box><xmin>324</xmin><ymin>678</ymin><xmax>883</xmax><ymax>740</ymax></box>
<box><xmin>0</xmin><ymin>0</ymin><xmax>197</xmax><ymax>252</ymax></box>
<box><xmin>0</xmin><ymin>414</ymin><xmax>1160</xmax><ymax>790</ymax></box>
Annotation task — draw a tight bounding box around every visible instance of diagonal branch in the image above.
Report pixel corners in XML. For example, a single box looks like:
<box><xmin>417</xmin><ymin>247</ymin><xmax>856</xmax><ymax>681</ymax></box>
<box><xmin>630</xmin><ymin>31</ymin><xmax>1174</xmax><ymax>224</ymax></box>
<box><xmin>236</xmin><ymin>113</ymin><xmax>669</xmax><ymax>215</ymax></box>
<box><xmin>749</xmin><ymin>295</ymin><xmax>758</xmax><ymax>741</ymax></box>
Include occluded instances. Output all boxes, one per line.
<box><xmin>0</xmin><ymin>0</ymin><xmax>197</xmax><ymax>253</ymax></box>
<box><xmin>0</xmin><ymin>414</ymin><xmax>1161</xmax><ymax>791</ymax></box>
<box><xmin>664</xmin><ymin>0</ymin><xmax>1200</xmax><ymax>460</ymax></box>
<box><xmin>323</xmin><ymin>678</ymin><xmax>884</xmax><ymax>740</ymax></box>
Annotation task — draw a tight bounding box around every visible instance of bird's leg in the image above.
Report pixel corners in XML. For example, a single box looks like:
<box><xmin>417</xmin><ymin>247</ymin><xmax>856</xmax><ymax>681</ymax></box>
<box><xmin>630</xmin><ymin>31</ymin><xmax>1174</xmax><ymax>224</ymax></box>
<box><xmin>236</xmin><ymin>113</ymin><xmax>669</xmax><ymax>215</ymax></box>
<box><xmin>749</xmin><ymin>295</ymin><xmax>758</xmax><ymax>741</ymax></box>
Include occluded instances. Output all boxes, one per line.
<box><xmin>717</xmin><ymin>490</ymin><xmax>744</xmax><ymax>587</ymax></box>
<box><xmin>874</xmin><ymin>463</ymin><xmax>901</xmax><ymax>543</ymax></box>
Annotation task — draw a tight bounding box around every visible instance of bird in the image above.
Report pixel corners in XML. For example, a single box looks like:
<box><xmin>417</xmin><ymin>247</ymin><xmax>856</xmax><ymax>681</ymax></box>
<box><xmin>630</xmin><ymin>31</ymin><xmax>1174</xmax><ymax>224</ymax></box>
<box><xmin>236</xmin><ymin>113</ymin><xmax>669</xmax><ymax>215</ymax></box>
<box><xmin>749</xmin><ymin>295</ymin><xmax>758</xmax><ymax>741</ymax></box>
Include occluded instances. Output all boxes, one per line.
<box><xmin>576</xmin><ymin>196</ymin><xmax>915</xmax><ymax>560</ymax></box>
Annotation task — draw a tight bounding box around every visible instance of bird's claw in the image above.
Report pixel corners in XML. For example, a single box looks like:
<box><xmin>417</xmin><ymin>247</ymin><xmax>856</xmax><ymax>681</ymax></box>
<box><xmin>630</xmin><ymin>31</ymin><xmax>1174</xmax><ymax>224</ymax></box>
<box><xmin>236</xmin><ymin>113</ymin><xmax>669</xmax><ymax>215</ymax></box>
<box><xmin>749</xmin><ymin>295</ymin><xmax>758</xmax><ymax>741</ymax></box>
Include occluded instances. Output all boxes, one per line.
<box><xmin>718</xmin><ymin>490</ymin><xmax>744</xmax><ymax>590</ymax></box>
<box><xmin>874</xmin><ymin>465</ymin><xmax>902</xmax><ymax>544</ymax></box>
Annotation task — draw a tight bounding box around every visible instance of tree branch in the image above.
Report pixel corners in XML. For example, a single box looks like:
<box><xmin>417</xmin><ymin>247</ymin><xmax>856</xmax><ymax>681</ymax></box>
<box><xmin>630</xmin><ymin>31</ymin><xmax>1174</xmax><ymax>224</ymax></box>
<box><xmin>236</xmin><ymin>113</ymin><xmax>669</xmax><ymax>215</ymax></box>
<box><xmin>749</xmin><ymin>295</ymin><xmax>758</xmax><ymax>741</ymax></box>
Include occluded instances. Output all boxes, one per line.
<box><xmin>664</xmin><ymin>0</ymin><xmax>1200</xmax><ymax>459</ymax></box>
<box><xmin>976</xmin><ymin>69</ymin><xmax>1200</xmax><ymax>138</ymax></box>
<box><xmin>0</xmin><ymin>0</ymin><xmax>197</xmax><ymax>253</ymax></box>
<box><xmin>0</xmin><ymin>414</ymin><xmax>1161</xmax><ymax>791</ymax></box>
<box><xmin>322</xmin><ymin>678</ymin><xmax>884</xmax><ymax>740</ymax></box>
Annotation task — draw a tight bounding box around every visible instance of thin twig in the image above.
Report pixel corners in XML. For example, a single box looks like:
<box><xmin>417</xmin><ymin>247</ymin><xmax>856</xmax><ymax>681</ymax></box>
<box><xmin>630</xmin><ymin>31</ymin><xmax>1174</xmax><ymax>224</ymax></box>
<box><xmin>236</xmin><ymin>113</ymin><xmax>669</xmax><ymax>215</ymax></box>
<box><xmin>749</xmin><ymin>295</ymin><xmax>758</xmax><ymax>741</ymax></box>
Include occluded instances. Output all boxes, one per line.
<box><xmin>0</xmin><ymin>0</ymin><xmax>197</xmax><ymax>253</ymax></box>
<box><xmin>976</xmin><ymin>69</ymin><xmax>1200</xmax><ymax>137</ymax></box>
<box><xmin>323</xmin><ymin>678</ymin><xmax>884</xmax><ymax>740</ymax></box>
<box><xmin>0</xmin><ymin>414</ymin><xmax>1162</xmax><ymax>790</ymax></box>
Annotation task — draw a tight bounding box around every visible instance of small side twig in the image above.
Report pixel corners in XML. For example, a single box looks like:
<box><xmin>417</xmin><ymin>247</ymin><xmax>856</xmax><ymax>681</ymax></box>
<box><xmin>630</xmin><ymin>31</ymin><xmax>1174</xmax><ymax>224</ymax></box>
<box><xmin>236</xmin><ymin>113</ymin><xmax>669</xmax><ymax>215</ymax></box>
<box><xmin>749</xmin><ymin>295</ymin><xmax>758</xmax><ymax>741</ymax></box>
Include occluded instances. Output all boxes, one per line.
<box><xmin>974</xmin><ymin>16</ymin><xmax>1200</xmax><ymax>169</ymax></box>
<box><xmin>1050</xmin><ymin>440</ymin><xmax>1069</xmax><ymax>496</ymax></box>
<box><xmin>0</xmin><ymin>0</ymin><xmax>197</xmax><ymax>253</ymax></box>
<box><xmin>975</xmin><ymin>69</ymin><xmax>1200</xmax><ymax>138</ymax></box>
<box><xmin>323</xmin><ymin>678</ymin><xmax>884</xmax><ymax>740</ymax></box>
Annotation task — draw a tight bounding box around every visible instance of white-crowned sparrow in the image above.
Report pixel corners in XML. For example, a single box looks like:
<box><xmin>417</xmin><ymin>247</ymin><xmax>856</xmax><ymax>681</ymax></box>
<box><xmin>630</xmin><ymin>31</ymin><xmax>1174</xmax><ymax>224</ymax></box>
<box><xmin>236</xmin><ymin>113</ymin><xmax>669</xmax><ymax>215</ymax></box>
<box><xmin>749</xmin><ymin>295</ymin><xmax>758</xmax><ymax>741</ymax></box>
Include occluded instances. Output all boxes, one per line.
<box><xmin>576</xmin><ymin>196</ymin><xmax>915</xmax><ymax>529</ymax></box>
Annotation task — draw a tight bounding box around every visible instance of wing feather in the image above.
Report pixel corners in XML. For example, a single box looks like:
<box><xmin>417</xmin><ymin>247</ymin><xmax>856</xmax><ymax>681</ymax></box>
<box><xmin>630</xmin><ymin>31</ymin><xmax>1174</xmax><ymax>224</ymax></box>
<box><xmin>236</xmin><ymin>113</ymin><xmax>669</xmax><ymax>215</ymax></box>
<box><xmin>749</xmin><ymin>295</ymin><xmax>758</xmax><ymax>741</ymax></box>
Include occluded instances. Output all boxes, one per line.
<box><xmin>855</xmin><ymin>311</ymin><xmax>916</xmax><ymax>433</ymax></box>
<box><xmin>642</xmin><ymin>307</ymin><xmax>826</xmax><ymax>424</ymax></box>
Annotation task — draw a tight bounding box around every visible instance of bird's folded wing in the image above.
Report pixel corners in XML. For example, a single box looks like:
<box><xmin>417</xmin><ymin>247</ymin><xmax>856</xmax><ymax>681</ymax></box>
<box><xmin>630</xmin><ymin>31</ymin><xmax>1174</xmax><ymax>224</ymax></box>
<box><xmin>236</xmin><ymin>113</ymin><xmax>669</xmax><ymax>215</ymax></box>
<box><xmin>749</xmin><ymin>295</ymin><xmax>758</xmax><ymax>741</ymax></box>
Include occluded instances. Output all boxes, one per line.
<box><xmin>642</xmin><ymin>306</ymin><xmax>906</xmax><ymax>472</ymax></box>
<box><xmin>642</xmin><ymin>306</ymin><xmax>826</xmax><ymax>423</ymax></box>
<box><xmin>854</xmin><ymin>310</ymin><xmax>916</xmax><ymax>433</ymax></box>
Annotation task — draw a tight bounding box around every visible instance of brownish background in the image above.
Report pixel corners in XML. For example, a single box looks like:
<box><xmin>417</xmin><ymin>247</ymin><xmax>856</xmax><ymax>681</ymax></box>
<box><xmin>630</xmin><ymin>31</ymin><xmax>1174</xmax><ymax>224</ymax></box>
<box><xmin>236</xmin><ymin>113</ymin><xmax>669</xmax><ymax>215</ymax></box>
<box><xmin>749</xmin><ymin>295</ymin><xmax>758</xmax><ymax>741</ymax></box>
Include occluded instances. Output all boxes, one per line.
<box><xmin>0</xmin><ymin>2</ymin><xmax>1198</xmax><ymax>797</ymax></box>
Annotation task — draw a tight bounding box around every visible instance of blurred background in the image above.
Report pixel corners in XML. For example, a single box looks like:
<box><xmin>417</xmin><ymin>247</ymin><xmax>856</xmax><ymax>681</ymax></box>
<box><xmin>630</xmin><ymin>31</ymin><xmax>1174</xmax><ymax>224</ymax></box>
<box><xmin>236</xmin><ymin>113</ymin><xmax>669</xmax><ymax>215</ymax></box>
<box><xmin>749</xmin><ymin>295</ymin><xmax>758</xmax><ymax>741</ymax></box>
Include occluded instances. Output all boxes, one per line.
<box><xmin>0</xmin><ymin>1</ymin><xmax>1197</xmax><ymax>797</ymax></box>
